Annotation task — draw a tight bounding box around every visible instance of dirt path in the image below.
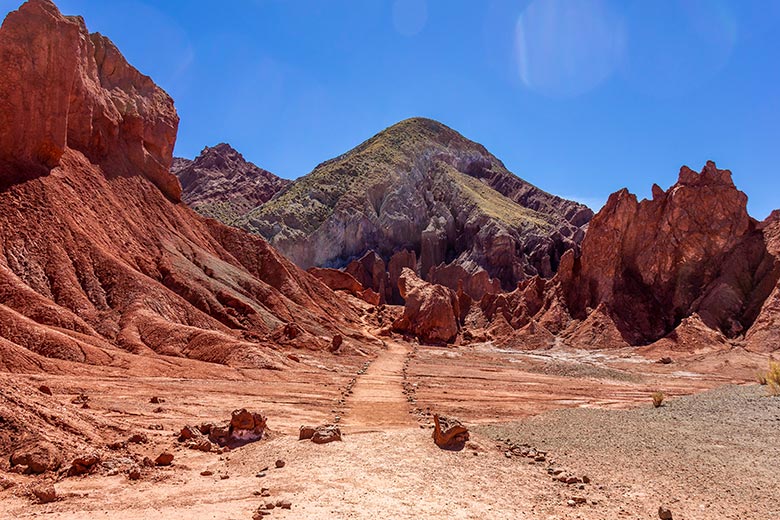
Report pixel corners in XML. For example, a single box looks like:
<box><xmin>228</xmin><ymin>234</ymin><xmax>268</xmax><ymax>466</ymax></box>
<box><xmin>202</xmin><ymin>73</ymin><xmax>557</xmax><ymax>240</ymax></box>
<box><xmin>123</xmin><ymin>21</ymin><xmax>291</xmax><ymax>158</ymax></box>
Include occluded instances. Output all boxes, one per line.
<box><xmin>342</xmin><ymin>339</ymin><xmax>413</xmax><ymax>432</ymax></box>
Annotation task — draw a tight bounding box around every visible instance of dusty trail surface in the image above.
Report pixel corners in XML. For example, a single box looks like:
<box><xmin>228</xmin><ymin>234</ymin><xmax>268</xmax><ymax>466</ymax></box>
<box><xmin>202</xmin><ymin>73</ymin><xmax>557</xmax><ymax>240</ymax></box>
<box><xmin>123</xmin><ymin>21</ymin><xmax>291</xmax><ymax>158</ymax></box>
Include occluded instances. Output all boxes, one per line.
<box><xmin>343</xmin><ymin>340</ymin><xmax>413</xmax><ymax>431</ymax></box>
<box><xmin>1</xmin><ymin>337</ymin><xmax>777</xmax><ymax>519</ymax></box>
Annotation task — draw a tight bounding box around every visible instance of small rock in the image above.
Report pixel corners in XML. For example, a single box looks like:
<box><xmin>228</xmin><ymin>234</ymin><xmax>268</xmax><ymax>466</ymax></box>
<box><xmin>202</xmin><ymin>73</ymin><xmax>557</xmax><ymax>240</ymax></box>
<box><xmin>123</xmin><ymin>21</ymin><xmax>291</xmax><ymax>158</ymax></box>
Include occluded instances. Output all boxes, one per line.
<box><xmin>152</xmin><ymin>406</ymin><xmax>164</xmax><ymax>413</ymax></box>
<box><xmin>265</xmin><ymin>502</ymin><xmax>276</xmax><ymax>509</ymax></box>
<box><xmin>200</xmin><ymin>470</ymin><xmax>214</xmax><ymax>476</ymax></box>
<box><xmin>150</xmin><ymin>396</ymin><xmax>164</xmax><ymax>404</ymax></box>
<box><xmin>154</xmin><ymin>452</ymin><xmax>174</xmax><ymax>466</ymax></box>
<box><xmin>128</xmin><ymin>433</ymin><xmax>148</xmax><ymax>444</ymax></box>
<box><xmin>567</xmin><ymin>499</ymin><xmax>576</xmax><ymax>507</ymax></box>
<box><xmin>220</xmin><ymin>474</ymin><xmax>230</xmax><ymax>480</ymax></box>
<box><xmin>657</xmin><ymin>357</ymin><xmax>673</xmax><ymax>365</ymax></box>
<box><xmin>32</xmin><ymin>483</ymin><xmax>57</xmax><ymax>503</ymax></box>
<box><xmin>287</xmin><ymin>354</ymin><xmax>300</xmax><ymax>362</ymax></box>
<box><xmin>572</xmin><ymin>497</ymin><xmax>587</xmax><ymax>504</ymax></box>
<box><xmin>253</xmin><ymin>511</ymin><xmax>271</xmax><ymax>519</ymax></box>
<box><xmin>277</xmin><ymin>499</ymin><xmax>292</xmax><ymax>509</ymax></box>
<box><xmin>38</xmin><ymin>385</ymin><xmax>52</xmax><ymax>396</ymax></box>
<box><xmin>311</xmin><ymin>425</ymin><xmax>342</xmax><ymax>444</ymax></box>
<box><xmin>659</xmin><ymin>506</ymin><xmax>674</xmax><ymax>520</ymax></box>
<box><xmin>275</xmin><ymin>459</ymin><xmax>285</xmax><ymax>468</ymax></box>
<box><xmin>582</xmin><ymin>475</ymin><xmax>591</xmax><ymax>484</ymax></box>
<box><xmin>128</xmin><ymin>468</ymin><xmax>141</xmax><ymax>480</ymax></box>
<box><xmin>260</xmin><ymin>487</ymin><xmax>271</xmax><ymax>497</ymax></box>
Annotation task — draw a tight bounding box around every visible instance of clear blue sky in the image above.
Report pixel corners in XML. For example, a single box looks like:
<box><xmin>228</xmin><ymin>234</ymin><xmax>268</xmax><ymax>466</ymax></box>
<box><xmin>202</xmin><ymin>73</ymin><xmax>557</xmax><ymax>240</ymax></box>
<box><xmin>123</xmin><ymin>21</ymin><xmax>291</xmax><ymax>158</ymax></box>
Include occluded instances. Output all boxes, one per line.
<box><xmin>2</xmin><ymin>0</ymin><xmax>779</xmax><ymax>218</ymax></box>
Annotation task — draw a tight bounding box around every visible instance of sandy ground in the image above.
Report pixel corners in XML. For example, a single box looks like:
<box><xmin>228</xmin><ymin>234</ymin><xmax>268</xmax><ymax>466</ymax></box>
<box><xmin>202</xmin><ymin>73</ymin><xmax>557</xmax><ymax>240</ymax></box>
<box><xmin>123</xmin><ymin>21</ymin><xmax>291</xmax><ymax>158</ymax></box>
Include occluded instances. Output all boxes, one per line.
<box><xmin>1</xmin><ymin>336</ymin><xmax>777</xmax><ymax>519</ymax></box>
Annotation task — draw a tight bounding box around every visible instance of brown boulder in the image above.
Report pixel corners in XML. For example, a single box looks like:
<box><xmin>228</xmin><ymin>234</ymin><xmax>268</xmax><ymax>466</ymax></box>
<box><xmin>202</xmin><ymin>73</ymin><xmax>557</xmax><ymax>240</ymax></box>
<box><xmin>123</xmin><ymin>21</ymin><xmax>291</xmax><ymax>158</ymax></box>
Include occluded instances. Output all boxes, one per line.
<box><xmin>67</xmin><ymin>453</ymin><xmax>100</xmax><ymax>476</ymax></box>
<box><xmin>154</xmin><ymin>452</ymin><xmax>174</xmax><ymax>466</ymax></box>
<box><xmin>432</xmin><ymin>414</ymin><xmax>469</xmax><ymax>450</ymax></box>
<box><xmin>329</xmin><ymin>334</ymin><xmax>343</xmax><ymax>353</ymax></box>
<box><xmin>393</xmin><ymin>268</ymin><xmax>459</xmax><ymax>344</ymax></box>
<box><xmin>31</xmin><ymin>482</ymin><xmax>57</xmax><ymax>503</ymax></box>
<box><xmin>299</xmin><ymin>425</ymin><xmax>316</xmax><ymax>440</ymax></box>
<box><xmin>310</xmin><ymin>425</ymin><xmax>342</xmax><ymax>444</ymax></box>
<box><xmin>10</xmin><ymin>440</ymin><xmax>62</xmax><ymax>474</ymax></box>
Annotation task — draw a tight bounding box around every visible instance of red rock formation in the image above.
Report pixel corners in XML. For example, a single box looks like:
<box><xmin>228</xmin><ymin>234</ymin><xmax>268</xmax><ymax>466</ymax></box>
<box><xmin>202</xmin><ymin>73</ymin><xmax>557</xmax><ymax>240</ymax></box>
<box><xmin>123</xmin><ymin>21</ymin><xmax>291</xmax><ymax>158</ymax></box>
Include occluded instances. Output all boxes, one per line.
<box><xmin>0</xmin><ymin>0</ymin><xmax>369</xmax><ymax>374</ymax></box>
<box><xmin>393</xmin><ymin>268</ymin><xmax>459</xmax><ymax>344</ymax></box>
<box><xmin>745</xmin><ymin>212</ymin><xmax>780</xmax><ymax>352</ymax></box>
<box><xmin>429</xmin><ymin>262</ymin><xmax>501</xmax><ymax>301</ymax></box>
<box><xmin>308</xmin><ymin>268</ymin><xmax>366</xmax><ymax>298</ymax></box>
<box><xmin>560</xmin><ymin>162</ymin><xmax>768</xmax><ymax>345</ymax></box>
<box><xmin>173</xmin><ymin>143</ymin><xmax>291</xmax><ymax>224</ymax></box>
<box><xmin>0</xmin><ymin>0</ymin><xmax>180</xmax><ymax>201</ymax></box>
<box><xmin>475</xmin><ymin>162</ymin><xmax>780</xmax><ymax>351</ymax></box>
<box><xmin>387</xmin><ymin>249</ymin><xmax>417</xmax><ymax>304</ymax></box>
<box><xmin>346</xmin><ymin>251</ymin><xmax>391</xmax><ymax>304</ymax></box>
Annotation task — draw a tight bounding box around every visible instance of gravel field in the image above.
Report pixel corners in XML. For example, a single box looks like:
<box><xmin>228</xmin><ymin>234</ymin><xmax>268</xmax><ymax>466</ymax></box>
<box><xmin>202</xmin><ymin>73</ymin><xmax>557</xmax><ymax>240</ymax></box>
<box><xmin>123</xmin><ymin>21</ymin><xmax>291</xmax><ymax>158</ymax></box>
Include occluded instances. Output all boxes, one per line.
<box><xmin>477</xmin><ymin>384</ymin><xmax>780</xmax><ymax>519</ymax></box>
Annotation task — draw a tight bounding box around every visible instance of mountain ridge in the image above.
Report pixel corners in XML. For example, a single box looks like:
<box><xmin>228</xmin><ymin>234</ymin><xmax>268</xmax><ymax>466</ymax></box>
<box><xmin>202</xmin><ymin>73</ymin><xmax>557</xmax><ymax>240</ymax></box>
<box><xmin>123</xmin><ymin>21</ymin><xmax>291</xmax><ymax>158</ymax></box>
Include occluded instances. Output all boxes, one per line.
<box><xmin>238</xmin><ymin>117</ymin><xmax>593</xmax><ymax>290</ymax></box>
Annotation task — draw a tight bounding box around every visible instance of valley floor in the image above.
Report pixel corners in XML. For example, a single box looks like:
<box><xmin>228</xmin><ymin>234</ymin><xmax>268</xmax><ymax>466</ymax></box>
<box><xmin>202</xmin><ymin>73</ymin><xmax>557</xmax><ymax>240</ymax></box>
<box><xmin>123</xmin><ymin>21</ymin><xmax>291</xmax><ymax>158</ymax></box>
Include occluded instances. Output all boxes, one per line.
<box><xmin>1</xmin><ymin>337</ymin><xmax>778</xmax><ymax>519</ymax></box>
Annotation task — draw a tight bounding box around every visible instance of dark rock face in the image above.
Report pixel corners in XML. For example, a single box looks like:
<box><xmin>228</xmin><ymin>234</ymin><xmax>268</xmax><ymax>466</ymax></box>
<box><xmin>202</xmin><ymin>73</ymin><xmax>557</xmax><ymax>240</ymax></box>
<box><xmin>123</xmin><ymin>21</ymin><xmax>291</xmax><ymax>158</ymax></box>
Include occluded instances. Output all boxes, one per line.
<box><xmin>0</xmin><ymin>0</ymin><xmax>180</xmax><ymax>200</ymax></box>
<box><xmin>241</xmin><ymin>118</ymin><xmax>592</xmax><ymax>290</ymax></box>
<box><xmin>173</xmin><ymin>144</ymin><xmax>291</xmax><ymax>225</ymax></box>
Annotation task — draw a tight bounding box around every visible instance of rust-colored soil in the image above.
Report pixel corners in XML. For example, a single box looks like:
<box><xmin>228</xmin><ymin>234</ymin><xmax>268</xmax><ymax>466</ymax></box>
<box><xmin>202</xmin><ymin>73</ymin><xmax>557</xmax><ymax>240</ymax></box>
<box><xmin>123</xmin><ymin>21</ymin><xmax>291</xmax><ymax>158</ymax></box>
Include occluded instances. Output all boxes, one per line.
<box><xmin>2</xmin><ymin>333</ymin><xmax>776</xmax><ymax>519</ymax></box>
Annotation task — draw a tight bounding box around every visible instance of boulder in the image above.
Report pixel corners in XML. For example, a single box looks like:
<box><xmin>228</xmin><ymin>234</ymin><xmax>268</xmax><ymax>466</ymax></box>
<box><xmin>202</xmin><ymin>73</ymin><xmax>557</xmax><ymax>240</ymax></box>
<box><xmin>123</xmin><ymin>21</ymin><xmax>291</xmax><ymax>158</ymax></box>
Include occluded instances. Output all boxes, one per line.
<box><xmin>432</xmin><ymin>414</ymin><xmax>469</xmax><ymax>450</ymax></box>
<box><xmin>393</xmin><ymin>268</ymin><xmax>459</xmax><ymax>344</ymax></box>
<box><xmin>299</xmin><ymin>425</ymin><xmax>316</xmax><ymax>440</ymax></box>
<box><xmin>9</xmin><ymin>440</ymin><xmax>62</xmax><ymax>474</ymax></box>
<box><xmin>310</xmin><ymin>425</ymin><xmax>342</xmax><ymax>444</ymax></box>
<box><xmin>154</xmin><ymin>452</ymin><xmax>173</xmax><ymax>466</ymax></box>
<box><xmin>67</xmin><ymin>452</ymin><xmax>100</xmax><ymax>476</ymax></box>
<box><xmin>31</xmin><ymin>483</ymin><xmax>57</xmax><ymax>503</ymax></box>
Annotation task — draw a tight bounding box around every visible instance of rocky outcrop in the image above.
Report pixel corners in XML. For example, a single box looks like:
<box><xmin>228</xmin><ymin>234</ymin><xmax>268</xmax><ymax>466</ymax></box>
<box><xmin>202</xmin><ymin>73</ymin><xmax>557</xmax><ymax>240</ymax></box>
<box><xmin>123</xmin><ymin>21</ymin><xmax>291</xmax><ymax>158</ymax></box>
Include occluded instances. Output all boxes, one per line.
<box><xmin>476</xmin><ymin>162</ymin><xmax>780</xmax><ymax>351</ymax></box>
<box><xmin>0</xmin><ymin>0</ymin><xmax>371</xmax><ymax>374</ymax></box>
<box><xmin>308</xmin><ymin>267</ymin><xmax>365</xmax><ymax>298</ymax></box>
<box><xmin>428</xmin><ymin>263</ymin><xmax>501</xmax><ymax>301</ymax></box>
<box><xmin>560</xmin><ymin>161</ymin><xmax>772</xmax><ymax>345</ymax></box>
<box><xmin>745</xmin><ymin>212</ymin><xmax>780</xmax><ymax>352</ymax></box>
<box><xmin>393</xmin><ymin>268</ymin><xmax>459</xmax><ymax>344</ymax></box>
<box><xmin>242</xmin><ymin>118</ymin><xmax>592</xmax><ymax>290</ymax></box>
<box><xmin>173</xmin><ymin>144</ymin><xmax>291</xmax><ymax>225</ymax></box>
<box><xmin>346</xmin><ymin>251</ymin><xmax>391</xmax><ymax>304</ymax></box>
<box><xmin>0</xmin><ymin>0</ymin><xmax>180</xmax><ymax>201</ymax></box>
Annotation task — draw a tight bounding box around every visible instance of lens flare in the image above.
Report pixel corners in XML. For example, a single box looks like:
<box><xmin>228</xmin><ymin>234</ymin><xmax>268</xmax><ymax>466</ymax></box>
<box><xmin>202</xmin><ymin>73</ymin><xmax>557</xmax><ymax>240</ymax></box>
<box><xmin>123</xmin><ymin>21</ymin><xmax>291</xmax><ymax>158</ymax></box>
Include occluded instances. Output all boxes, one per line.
<box><xmin>393</xmin><ymin>0</ymin><xmax>428</xmax><ymax>37</ymax></box>
<box><xmin>515</xmin><ymin>0</ymin><xmax>625</xmax><ymax>98</ymax></box>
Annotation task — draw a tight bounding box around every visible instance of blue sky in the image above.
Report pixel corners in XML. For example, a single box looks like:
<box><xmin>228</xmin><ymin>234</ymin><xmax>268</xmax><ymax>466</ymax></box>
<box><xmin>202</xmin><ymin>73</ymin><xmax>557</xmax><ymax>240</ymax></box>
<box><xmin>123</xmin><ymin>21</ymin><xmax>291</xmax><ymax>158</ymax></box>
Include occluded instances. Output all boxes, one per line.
<box><xmin>2</xmin><ymin>0</ymin><xmax>779</xmax><ymax>218</ymax></box>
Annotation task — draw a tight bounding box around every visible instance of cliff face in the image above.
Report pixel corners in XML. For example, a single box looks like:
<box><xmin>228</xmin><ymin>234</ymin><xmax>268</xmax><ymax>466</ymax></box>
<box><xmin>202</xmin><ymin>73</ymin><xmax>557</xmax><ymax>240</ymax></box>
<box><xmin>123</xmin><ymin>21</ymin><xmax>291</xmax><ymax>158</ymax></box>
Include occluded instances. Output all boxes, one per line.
<box><xmin>478</xmin><ymin>162</ymin><xmax>780</xmax><ymax>351</ymax></box>
<box><xmin>0</xmin><ymin>0</ymin><xmax>367</xmax><ymax>374</ymax></box>
<box><xmin>240</xmin><ymin>118</ymin><xmax>593</xmax><ymax>291</ymax></box>
<box><xmin>173</xmin><ymin>143</ymin><xmax>291</xmax><ymax>225</ymax></box>
<box><xmin>0</xmin><ymin>0</ymin><xmax>181</xmax><ymax>200</ymax></box>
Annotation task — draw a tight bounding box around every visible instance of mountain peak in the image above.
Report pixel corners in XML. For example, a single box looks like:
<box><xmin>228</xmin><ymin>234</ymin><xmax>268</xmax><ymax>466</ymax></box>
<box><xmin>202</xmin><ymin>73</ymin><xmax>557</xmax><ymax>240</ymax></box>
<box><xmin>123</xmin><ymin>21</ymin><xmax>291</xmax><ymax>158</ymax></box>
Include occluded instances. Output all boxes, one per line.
<box><xmin>241</xmin><ymin>120</ymin><xmax>593</xmax><ymax>289</ymax></box>
<box><xmin>173</xmin><ymin>143</ymin><xmax>290</xmax><ymax>224</ymax></box>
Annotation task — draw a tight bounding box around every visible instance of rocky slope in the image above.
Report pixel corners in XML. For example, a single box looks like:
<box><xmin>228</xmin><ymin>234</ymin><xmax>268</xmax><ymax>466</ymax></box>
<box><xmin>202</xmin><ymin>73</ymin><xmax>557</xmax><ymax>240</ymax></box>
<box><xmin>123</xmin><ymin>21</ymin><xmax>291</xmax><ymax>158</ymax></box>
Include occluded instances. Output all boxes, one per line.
<box><xmin>172</xmin><ymin>143</ymin><xmax>291</xmax><ymax>225</ymax></box>
<box><xmin>240</xmin><ymin>118</ymin><xmax>593</xmax><ymax>292</ymax></box>
<box><xmin>473</xmin><ymin>162</ymin><xmax>780</xmax><ymax>351</ymax></box>
<box><xmin>0</xmin><ymin>0</ymin><xmax>368</xmax><ymax>375</ymax></box>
